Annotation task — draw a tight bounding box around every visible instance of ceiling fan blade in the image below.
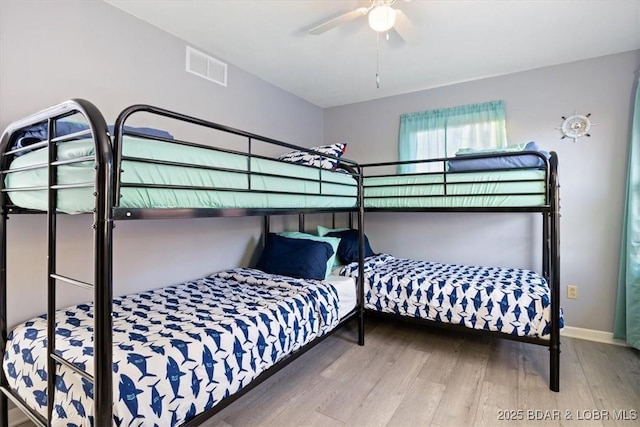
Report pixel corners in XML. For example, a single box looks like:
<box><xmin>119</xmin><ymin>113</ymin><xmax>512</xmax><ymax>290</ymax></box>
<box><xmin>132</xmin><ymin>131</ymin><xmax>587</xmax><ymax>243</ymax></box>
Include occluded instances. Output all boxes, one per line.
<box><xmin>308</xmin><ymin>7</ymin><xmax>369</xmax><ymax>35</ymax></box>
<box><xmin>393</xmin><ymin>9</ymin><xmax>418</xmax><ymax>43</ymax></box>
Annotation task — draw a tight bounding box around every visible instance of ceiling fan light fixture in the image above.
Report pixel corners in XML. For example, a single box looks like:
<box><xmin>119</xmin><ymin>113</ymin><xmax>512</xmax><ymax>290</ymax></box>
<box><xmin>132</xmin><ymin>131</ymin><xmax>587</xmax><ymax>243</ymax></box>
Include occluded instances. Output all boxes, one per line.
<box><xmin>368</xmin><ymin>4</ymin><xmax>396</xmax><ymax>32</ymax></box>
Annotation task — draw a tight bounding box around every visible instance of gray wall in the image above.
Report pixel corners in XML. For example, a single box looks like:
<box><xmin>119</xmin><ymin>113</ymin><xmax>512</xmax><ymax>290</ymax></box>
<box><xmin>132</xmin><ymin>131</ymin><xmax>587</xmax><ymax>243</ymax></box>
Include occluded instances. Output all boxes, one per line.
<box><xmin>0</xmin><ymin>0</ymin><xmax>324</xmax><ymax>328</ymax></box>
<box><xmin>325</xmin><ymin>50</ymin><xmax>640</xmax><ymax>332</ymax></box>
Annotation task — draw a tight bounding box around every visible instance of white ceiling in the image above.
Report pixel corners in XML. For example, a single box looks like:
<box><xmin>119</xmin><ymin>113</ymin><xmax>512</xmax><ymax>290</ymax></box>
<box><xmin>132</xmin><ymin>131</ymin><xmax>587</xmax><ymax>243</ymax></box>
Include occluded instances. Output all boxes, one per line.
<box><xmin>106</xmin><ymin>0</ymin><xmax>640</xmax><ymax>108</ymax></box>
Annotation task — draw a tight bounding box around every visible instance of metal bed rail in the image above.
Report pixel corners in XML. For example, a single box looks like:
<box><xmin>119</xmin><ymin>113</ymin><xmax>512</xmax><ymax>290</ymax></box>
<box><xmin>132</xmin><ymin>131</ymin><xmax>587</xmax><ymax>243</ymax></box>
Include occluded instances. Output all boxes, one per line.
<box><xmin>360</xmin><ymin>150</ymin><xmax>552</xmax><ymax>212</ymax></box>
<box><xmin>3</xmin><ymin>104</ymin><xmax>361</xmax><ymax>219</ymax></box>
<box><xmin>548</xmin><ymin>153</ymin><xmax>561</xmax><ymax>392</ymax></box>
<box><xmin>110</xmin><ymin>104</ymin><xmax>360</xmax><ymax>220</ymax></box>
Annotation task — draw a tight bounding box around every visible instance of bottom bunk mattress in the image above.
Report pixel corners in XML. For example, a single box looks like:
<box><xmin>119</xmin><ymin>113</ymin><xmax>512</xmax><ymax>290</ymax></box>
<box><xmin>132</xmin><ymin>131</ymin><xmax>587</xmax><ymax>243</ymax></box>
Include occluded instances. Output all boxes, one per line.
<box><xmin>3</xmin><ymin>268</ymin><xmax>349</xmax><ymax>426</ymax></box>
<box><xmin>340</xmin><ymin>254</ymin><xmax>563</xmax><ymax>339</ymax></box>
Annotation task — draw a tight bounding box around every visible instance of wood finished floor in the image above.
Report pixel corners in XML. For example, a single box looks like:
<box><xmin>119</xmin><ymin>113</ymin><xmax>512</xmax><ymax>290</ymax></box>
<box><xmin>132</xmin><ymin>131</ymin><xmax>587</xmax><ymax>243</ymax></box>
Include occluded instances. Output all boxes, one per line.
<box><xmin>16</xmin><ymin>318</ymin><xmax>640</xmax><ymax>427</ymax></box>
<box><xmin>200</xmin><ymin>319</ymin><xmax>640</xmax><ymax>427</ymax></box>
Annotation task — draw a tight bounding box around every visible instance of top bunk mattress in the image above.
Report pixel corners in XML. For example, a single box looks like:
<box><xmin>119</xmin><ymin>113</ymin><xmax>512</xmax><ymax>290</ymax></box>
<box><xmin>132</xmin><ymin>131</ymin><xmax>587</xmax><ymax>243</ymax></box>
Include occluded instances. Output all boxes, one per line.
<box><xmin>363</xmin><ymin>169</ymin><xmax>547</xmax><ymax>209</ymax></box>
<box><xmin>4</xmin><ymin>137</ymin><xmax>358</xmax><ymax>213</ymax></box>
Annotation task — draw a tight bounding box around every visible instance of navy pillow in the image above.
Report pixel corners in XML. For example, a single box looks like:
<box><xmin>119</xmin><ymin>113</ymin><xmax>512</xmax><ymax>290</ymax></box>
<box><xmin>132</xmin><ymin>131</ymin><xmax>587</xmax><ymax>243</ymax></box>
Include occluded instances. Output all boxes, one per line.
<box><xmin>11</xmin><ymin>121</ymin><xmax>89</xmax><ymax>153</ymax></box>
<box><xmin>11</xmin><ymin>120</ymin><xmax>174</xmax><ymax>154</ymax></box>
<box><xmin>326</xmin><ymin>229</ymin><xmax>374</xmax><ymax>264</ymax></box>
<box><xmin>107</xmin><ymin>125</ymin><xmax>174</xmax><ymax>140</ymax></box>
<box><xmin>256</xmin><ymin>234</ymin><xmax>334</xmax><ymax>280</ymax></box>
<box><xmin>448</xmin><ymin>141</ymin><xmax>550</xmax><ymax>172</ymax></box>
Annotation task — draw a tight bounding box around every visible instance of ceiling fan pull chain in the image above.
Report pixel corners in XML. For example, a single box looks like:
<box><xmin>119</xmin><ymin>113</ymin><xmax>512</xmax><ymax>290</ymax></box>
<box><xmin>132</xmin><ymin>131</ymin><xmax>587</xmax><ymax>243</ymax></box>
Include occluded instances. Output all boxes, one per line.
<box><xmin>376</xmin><ymin>31</ymin><xmax>380</xmax><ymax>89</ymax></box>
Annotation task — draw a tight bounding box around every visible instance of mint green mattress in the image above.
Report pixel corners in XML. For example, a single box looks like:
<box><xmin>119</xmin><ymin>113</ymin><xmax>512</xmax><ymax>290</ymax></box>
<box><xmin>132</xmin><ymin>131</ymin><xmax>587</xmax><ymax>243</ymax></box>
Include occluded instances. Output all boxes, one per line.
<box><xmin>5</xmin><ymin>137</ymin><xmax>357</xmax><ymax>213</ymax></box>
<box><xmin>364</xmin><ymin>170</ymin><xmax>547</xmax><ymax>208</ymax></box>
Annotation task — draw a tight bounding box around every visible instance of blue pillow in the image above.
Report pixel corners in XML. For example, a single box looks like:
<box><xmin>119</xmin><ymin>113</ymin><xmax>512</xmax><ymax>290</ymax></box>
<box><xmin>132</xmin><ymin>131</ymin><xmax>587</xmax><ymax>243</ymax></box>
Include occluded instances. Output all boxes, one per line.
<box><xmin>11</xmin><ymin>121</ymin><xmax>89</xmax><ymax>153</ymax></box>
<box><xmin>10</xmin><ymin>120</ymin><xmax>174</xmax><ymax>154</ymax></box>
<box><xmin>256</xmin><ymin>234</ymin><xmax>334</xmax><ymax>280</ymax></box>
<box><xmin>326</xmin><ymin>229</ymin><xmax>374</xmax><ymax>264</ymax></box>
<box><xmin>448</xmin><ymin>141</ymin><xmax>550</xmax><ymax>172</ymax></box>
<box><xmin>277</xmin><ymin>231</ymin><xmax>340</xmax><ymax>278</ymax></box>
<box><xmin>107</xmin><ymin>125</ymin><xmax>174</xmax><ymax>140</ymax></box>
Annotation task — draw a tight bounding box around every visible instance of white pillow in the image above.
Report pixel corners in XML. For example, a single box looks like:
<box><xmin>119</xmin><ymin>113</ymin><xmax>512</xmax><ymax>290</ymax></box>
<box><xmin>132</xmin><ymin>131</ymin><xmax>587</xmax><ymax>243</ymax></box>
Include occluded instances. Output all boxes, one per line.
<box><xmin>278</xmin><ymin>143</ymin><xmax>347</xmax><ymax>169</ymax></box>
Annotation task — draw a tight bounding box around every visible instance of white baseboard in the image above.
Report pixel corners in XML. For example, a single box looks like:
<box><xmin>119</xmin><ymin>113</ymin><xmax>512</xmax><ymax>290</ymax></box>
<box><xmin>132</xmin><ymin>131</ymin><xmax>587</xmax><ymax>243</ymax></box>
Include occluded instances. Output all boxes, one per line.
<box><xmin>561</xmin><ymin>326</ymin><xmax>629</xmax><ymax>346</ymax></box>
<box><xmin>9</xmin><ymin>406</ymin><xmax>29</xmax><ymax>427</ymax></box>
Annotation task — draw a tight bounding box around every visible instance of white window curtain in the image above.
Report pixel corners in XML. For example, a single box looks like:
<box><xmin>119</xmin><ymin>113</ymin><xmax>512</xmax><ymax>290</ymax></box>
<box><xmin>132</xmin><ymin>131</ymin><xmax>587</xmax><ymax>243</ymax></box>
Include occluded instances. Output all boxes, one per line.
<box><xmin>398</xmin><ymin>100</ymin><xmax>508</xmax><ymax>173</ymax></box>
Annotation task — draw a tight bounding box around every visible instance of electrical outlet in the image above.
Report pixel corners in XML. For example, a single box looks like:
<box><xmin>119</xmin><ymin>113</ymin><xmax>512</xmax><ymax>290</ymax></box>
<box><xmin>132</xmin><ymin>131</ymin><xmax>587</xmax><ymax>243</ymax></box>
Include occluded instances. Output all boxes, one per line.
<box><xmin>567</xmin><ymin>285</ymin><xmax>578</xmax><ymax>299</ymax></box>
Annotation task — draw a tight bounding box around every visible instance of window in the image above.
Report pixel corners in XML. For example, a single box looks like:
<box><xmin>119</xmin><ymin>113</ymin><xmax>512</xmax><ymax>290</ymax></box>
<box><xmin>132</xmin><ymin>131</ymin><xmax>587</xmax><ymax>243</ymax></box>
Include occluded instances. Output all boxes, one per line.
<box><xmin>398</xmin><ymin>100</ymin><xmax>507</xmax><ymax>173</ymax></box>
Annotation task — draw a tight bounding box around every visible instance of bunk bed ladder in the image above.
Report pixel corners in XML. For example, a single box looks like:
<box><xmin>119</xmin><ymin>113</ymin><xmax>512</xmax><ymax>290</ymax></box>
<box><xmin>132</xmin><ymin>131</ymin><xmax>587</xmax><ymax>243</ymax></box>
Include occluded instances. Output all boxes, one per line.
<box><xmin>43</xmin><ymin>116</ymin><xmax>96</xmax><ymax>425</ymax></box>
<box><xmin>33</xmin><ymin>100</ymin><xmax>114</xmax><ymax>426</ymax></box>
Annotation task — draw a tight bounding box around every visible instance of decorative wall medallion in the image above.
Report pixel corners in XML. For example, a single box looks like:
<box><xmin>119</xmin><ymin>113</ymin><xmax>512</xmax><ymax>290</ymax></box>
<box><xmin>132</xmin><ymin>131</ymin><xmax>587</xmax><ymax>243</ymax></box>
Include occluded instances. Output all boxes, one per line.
<box><xmin>557</xmin><ymin>112</ymin><xmax>593</xmax><ymax>142</ymax></box>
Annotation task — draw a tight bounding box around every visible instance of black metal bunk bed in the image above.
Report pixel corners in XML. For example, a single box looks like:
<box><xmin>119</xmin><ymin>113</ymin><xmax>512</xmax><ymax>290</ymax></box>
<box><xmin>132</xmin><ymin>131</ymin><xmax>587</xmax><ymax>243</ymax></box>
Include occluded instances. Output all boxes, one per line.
<box><xmin>0</xmin><ymin>99</ymin><xmax>366</xmax><ymax>426</ymax></box>
<box><xmin>351</xmin><ymin>151</ymin><xmax>561</xmax><ymax>392</ymax></box>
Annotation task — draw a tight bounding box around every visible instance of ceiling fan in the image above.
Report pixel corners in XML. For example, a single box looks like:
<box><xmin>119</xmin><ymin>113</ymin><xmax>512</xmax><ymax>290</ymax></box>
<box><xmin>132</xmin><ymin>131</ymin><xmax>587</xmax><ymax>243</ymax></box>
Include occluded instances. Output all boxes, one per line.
<box><xmin>308</xmin><ymin>0</ymin><xmax>415</xmax><ymax>42</ymax></box>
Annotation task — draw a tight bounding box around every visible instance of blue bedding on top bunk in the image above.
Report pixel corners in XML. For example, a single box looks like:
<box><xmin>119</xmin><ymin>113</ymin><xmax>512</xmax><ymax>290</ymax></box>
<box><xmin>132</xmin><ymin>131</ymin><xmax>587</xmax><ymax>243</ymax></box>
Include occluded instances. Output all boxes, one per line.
<box><xmin>3</xmin><ymin>268</ymin><xmax>339</xmax><ymax>426</ymax></box>
<box><xmin>447</xmin><ymin>141</ymin><xmax>550</xmax><ymax>172</ymax></box>
<box><xmin>339</xmin><ymin>254</ymin><xmax>563</xmax><ymax>339</ymax></box>
<box><xmin>9</xmin><ymin>120</ymin><xmax>173</xmax><ymax>154</ymax></box>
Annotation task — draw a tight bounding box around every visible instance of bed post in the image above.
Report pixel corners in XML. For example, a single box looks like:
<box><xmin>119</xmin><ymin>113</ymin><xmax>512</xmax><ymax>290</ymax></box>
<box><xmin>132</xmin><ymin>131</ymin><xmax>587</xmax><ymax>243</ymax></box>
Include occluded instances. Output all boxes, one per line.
<box><xmin>357</xmin><ymin>169</ymin><xmax>365</xmax><ymax>346</ymax></box>
<box><xmin>46</xmin><ymin>117</ymin><xmax>59</xmax><ymax>423</ymax></box>
<box><xmin>542</xmin><ymin>213</ymin><xmax>550</xmax><ymax>280</ymax></box>
<box><xmin>549</xmin><ymin>152</ymin><xmax>560</xmax><ymax>392</ymax></box>
<box><xmin>542</xmin><ymin>152</ymin><xmax>552</xmax><ymax>281</ymax></box>
<box><xmin>263</xmin><ymin>216</ymin><xmax>270</xmax><ymax>247</ymax></box>
<box><xmin>0</xmin><ymin>132</ymin><xmax>9</xmax><ymax>427</ymax></box>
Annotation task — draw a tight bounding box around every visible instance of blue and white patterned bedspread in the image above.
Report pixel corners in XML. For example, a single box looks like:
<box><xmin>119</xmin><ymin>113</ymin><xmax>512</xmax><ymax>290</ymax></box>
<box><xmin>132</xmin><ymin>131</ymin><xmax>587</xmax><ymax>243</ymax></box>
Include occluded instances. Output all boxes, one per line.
<box><xmin>340</xmin><ymin>254</ymin><xmax>563</xmax><ymax>338</ymax></box>
<box><xmin>3</xmin><ymin>268</ymin><xmax>339</xmax><ymax>426</ymax></box>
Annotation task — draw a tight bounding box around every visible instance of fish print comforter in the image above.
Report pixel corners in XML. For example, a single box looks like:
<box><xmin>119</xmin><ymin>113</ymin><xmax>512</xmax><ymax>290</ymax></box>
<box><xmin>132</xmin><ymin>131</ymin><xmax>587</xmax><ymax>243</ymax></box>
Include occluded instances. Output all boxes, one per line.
<box><xmin>340</xmin><ymin>254</ymin><xmax>563</xmax><ymax>338</ymax></box>
<box><xmin>3</xmin><ymin>268</ymin><xmax>339</xmax><ymax>426</ymax></box>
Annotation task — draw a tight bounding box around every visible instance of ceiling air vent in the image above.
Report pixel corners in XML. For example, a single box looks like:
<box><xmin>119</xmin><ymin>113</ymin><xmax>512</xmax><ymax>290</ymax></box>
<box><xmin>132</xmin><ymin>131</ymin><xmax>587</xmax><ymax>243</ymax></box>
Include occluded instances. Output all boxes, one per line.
<box><xmin>185</xmin><ymin>46</ymin><xmax>227</xmax><ymax>87</ymax></box>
